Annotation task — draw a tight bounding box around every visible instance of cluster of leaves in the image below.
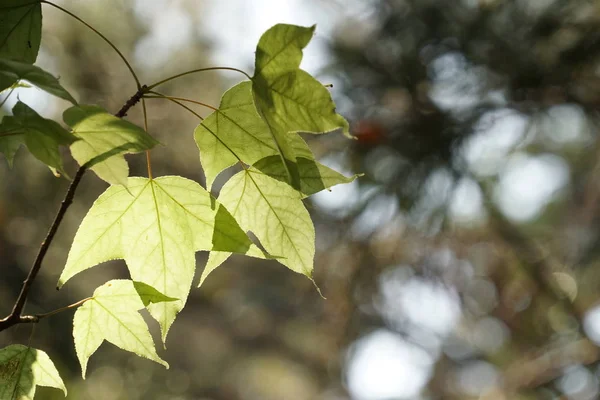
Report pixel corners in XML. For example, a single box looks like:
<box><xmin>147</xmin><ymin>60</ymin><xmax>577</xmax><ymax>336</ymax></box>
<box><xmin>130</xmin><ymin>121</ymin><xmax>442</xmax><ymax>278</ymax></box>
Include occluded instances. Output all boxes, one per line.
<box><xmin>0</xmin><ymin>1</ymin><xmax>354</xmax><ymax>398</ymax></box>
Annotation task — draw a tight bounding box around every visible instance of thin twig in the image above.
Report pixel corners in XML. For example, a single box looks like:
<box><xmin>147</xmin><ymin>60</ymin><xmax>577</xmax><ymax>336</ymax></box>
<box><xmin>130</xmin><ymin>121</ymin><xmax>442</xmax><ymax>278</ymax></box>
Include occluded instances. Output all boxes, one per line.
<box><xmin>144</xmin><ymin>93</ymin><xmax>204</xmax><ymax>120</ymax></box>
<box><xmin>145</xmin><ymin>91</ymin><xmax>218</xmax><ymax>112</ymax></box>
<box><xmin>146</xmin><ymin>67</ymin><xmax>252</xmax><ymax>90</ymax></box>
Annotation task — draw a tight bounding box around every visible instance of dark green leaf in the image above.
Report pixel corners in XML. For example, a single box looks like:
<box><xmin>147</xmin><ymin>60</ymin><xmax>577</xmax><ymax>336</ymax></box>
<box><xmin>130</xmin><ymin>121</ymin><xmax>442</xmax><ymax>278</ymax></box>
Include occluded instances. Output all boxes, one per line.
<box><xmin>0</xmin><ymin>101</ymin><xmax>76</xmax><ymax>174</ymax></box>
<box><xmin>0</xmin><ymin>58</ymin><xmax>77</xmax><ymax>104</ymax></box>
<box><xmin>253</xmin><ymin>155</ymin><xmax>357</xmax><ymax>197</ymax></box>
<box><xmin>0</xmin><ymin>344</ymin><xmax>66</xmax><ymax>398</ymax></box>
<box><xmin>0</xmin><ymin>0</ymin><xmax>41</xmax><ymax>64</ymax></box>
<box><xmin>0</xmin><ymin>117</ymin><xmax>24</xmax><ymax>167</ymax></box>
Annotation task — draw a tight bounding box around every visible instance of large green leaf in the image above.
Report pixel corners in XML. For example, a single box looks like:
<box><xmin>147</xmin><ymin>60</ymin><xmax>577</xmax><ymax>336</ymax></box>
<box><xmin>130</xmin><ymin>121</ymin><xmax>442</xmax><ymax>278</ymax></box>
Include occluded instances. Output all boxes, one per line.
<box><xmin>195</xmin><ymin>80</ymin><xmax>354</xmax><ymax>193</ymax></box>
<box><xmin>0</xmin><ymin>58</ymin><xmax>77</xmax><ymax>104</ymax></box>
<box><xmin>0</xmin><ymin>1</ymin><xmax>41</xmax><ymax>64</ymax></box>
<box><xmin>63</xmin><ymin>105</ymin><xmax>159</xmax><ymax>186</ymax></box>
<box><xmin>59</xmin><ymin>176</ymin><xmax>266</xmax><ymax>341</ymax></box>
<box><xmin>251</xmin><ymin>24</ymin><xmax>350</xmax><ymax>185</ymax></box>
<box><xmin>217</xmin><ymin>168</ymin><xmax>315</xmax><ymax>277</ymax></box>
<box><xmin>73</xmin><ymin>280</ymin><xmax>174</xmax><ymax>378</ymax></box>
<box><xmin>0</xmin><ymin>101</ymin><xmax>76</xmax><ymax>174</ymax></box>
<box><xmin>0</xmin><ymin>345</ymin><xmax>66</xmax><ymax>399</ymax></box>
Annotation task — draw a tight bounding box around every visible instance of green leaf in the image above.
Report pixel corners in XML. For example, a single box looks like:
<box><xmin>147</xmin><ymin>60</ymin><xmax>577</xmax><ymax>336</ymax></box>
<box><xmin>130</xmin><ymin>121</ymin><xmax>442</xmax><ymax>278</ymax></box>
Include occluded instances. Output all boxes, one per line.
<box><xmin>0</xmin><ymin>58</ymin><xmax>77</xmax><ymax>104</ymax></box>
<box><xmin>73</xmin><ymin>279</ymin><xmax>172</xmax><ymax>378</ymax></box>
<box><xmin>217</xmin><ymin>168</ymin><xmax>315</xmax><ymax>277</ymax></box>
<box><xmin>0</xmin><ymin>120</ymin><xmax>23</xmax><ymax>167</ymax></box>
<box><xmin>59</xmin><ymin>176</ymin><xmax>266</xmax><ymax>341</ymax></box>
<box><xmin>0</xmin><ymin>101</ymin><xmax>77</xmax><ymax>174</ymax></box>
<box><xmin>195</xmin><ymin>80</ymin><xmax>354</xmax><ymax>193</ymax></box>
<box><xmin>251</xmin><ymin>24</ymin><xmax>350</xmax><ymax>185</ymax></box>
<box><xmin>0</xmin><ymin>344</ymin><xmax>67</xmax><ymax>399</ymax></box>
<box><xmin>253</xmin><ymin>155</ymin><xmax>356</xmax><ymax>197</ymax></box>
<box><xmin>0</xmin><ymin>1</ymin><xmax>41</xmax><ymax>64</ymax></box>
<box><xmin>133</xmin><ymin>281</ymin><xmax>178</xmax><ymax>307</ymax></box>
<box><xmin>63</xmin><ymin>105</ymin><xmax>159</xmax><ymax>186</ymax></box>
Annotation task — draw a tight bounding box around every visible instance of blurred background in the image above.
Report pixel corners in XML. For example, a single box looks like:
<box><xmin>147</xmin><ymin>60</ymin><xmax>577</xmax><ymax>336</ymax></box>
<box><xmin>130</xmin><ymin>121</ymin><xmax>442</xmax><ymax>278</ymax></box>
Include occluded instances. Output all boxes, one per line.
<box><xmin>3</xmin><ymin>0</ymin><xmax>600</xmax><ymax>399</ymax></box>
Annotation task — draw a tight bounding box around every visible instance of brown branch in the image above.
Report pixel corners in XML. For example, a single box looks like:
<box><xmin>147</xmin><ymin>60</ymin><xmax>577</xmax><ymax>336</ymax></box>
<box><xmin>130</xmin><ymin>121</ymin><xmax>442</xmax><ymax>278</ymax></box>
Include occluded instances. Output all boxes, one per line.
<box><xmin>116</xmin><ymin>85</ymin><xmax>147</xmax><ymax>118</ymax></box>
<box><xmin>0</xmin><ymin>86</ymin><xmax>147</xmax><ymax>333</ymax></box>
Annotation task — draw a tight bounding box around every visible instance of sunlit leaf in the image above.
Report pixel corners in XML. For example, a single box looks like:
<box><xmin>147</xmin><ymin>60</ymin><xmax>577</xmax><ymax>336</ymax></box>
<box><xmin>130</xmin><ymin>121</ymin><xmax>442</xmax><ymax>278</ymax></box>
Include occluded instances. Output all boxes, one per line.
<box><xmin>0</xmin><ymin>101</ymin><xmax>76</xmax><ymax>174</ymax></box>
<box><xmin>195</xmin><ymin>80</ymin><xmax>354</xmax><ymax>193</ymax></box>
<box><xmin>0</xmin><ymin>344</ymin><xmax>66</xmax><ymax>399</ymax></box>
<box><xmin>252</xmin><ymin>24</ymin><xmax>350</xmax><ymax>185</ymax></box>
<box><xmin>199</xmin><ymin>251</ymin><xmax>232</xmax><ymax>287</ymax></box>
<box><xmin>0</xmin><ymin>58</ymin><xmax>77</xmax><ymax>104</ymax></box>
<box><xmin>217</xmin><ymin>168</ymin><xmax>315</xmax><ymax>277</ymax></box>
<box><xmin>63</xmin><ymin>105</ymin><xmax>159</xmax><ymax>186</ymax></box>
<box><xmin>73</xmin><ymin>280</ymin><xmax>173</xmax><ymax>378</ymax></box>
<box><xmin>195</xmin><ymin>81</ymin><xmax>273</xmax><ymax>190</ymax></box>
<box><xmin>0</xmin><ymin>0</ymin><xmax>41</xmax><ymax>64</ymax></box>
<box><xmin>59</xmin><ymin>176</ymin><xmax>266</xmax><ymax>341</ymax></box>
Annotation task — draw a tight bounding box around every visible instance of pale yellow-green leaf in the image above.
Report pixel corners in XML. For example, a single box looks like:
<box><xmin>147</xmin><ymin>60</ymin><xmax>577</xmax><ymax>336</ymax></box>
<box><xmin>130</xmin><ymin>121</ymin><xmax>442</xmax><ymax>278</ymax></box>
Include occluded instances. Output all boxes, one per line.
<box><xmin>59</xmin><ymin>176</ymin><xmax>265</xmax><ymax>342</ymax></box>
<box><xmin>0</xmin><ymin>345</ymin><xmax>66</xmax><ymax>399</ymax></box>
<box><xmin>73</xmin><ymin>280</ymin><xmax>171</xmax><ymax>378</ymax></box>
<box><xmin>198</xmin><ymin>252</ymin><xmax>231</xmax><ymax>287</ymax></box>
<box><xmin>218</xmin><ymin>168</ymin><xmax>314</xmax><ymax>276</ymax></box>
<box><xmin>194</xmin><ymin>81</ymin><xmax>275</xmax><ymax>190</ymax></box>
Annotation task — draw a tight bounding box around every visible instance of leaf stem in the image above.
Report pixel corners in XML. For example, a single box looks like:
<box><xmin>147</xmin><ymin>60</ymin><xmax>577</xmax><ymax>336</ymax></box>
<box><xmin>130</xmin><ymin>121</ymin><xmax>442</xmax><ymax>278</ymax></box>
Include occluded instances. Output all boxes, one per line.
<box><xmin>0</xmin><ymin>298</ymin><xmax>91</xmax><ymax>329</ymax></box>
<box><xmin>141</xmin><ymin>98</ymin><xmax>153</xmax><ymax>179</ymax></box>
<box><xmin>144</xmin><ymin>93</ymin><xmax>205</xmax><ymax>120</ymax></box>
<box><xmin>0</xmin><ymin>87</ymin><xmax>16</xmax><ymax>109</ymax></box>
<box><xmin>145</xmin><ymin>91</ymin><xmax>218</xmax><ymax>112</ymax></box>
<box><xmin>143</xmin><ymin>92</ymin><xmax>248</xmax><ymax>166</ymax></box>
<box><xmin>36</xmin><ymin>297</ymin><xmax>92</xmax><ymax>319</ymax></box>
<box><xmin>146</xmin><ymin>67</ymin><xmax>252</xmax><ymax>90</ymax></box>
<box><xmin>40</xmin><ymin>0</ymin><xmax>141</xmax><ymax>89</ymax></box>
